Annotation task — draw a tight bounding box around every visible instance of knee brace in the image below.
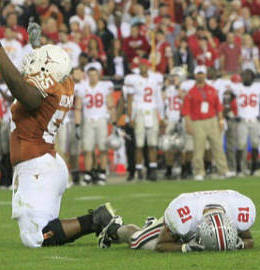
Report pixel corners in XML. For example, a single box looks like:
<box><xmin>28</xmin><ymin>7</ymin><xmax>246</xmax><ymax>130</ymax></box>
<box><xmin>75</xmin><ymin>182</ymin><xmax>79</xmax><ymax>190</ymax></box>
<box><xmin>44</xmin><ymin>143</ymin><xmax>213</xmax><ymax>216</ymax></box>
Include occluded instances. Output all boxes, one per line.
<box><xmin>42</xmin><ymin>218</ymin><xmax>67</xmax><ymax>246</ymax></box>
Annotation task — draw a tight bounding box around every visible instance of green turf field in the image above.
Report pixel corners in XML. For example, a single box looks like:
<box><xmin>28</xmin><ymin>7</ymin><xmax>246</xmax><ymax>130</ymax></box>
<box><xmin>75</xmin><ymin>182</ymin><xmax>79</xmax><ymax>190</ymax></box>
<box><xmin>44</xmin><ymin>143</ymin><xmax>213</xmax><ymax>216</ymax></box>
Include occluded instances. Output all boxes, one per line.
<box><xmin>0</xmin><ymin>177</ymin><xmax>260</xmax><ymax>270</ymax></box>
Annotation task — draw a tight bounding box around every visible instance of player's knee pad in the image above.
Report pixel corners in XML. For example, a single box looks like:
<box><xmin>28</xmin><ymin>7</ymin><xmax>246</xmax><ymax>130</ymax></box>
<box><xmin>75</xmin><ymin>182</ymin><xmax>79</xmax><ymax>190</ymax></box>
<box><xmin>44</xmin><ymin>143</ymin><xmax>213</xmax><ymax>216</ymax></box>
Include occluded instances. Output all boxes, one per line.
<box><xmin>42</xmin><ymin>218</ymin><xmax>67</xmax><ymax>246</ymax></box>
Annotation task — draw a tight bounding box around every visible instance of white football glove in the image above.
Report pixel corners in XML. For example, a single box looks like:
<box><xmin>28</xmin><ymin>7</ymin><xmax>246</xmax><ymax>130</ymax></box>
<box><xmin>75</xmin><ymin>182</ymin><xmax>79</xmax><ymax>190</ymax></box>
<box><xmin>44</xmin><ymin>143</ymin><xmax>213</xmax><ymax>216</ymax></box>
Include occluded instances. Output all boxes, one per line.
<box><xmin>27</xmin><ymin>22</ymin><xmax>41</xmax><ymax>47</ymax></box>
<box><xmin>182</xmin><ymin>238</ymin><xmax>205</xmax><ymax>253</ymax></box>
<box><xmin>236</xmin><ymin>237</ymin><xmax>245</xmax><ymax>249</ymax></box>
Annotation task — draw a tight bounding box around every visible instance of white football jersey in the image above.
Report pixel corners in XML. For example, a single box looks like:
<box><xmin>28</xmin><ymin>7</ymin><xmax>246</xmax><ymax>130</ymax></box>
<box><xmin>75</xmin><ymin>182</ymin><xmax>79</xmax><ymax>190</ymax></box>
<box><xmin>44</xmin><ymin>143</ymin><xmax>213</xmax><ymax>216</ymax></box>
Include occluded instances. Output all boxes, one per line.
<box><xmin>78</xmin><ymin>80</ymin><xmax>113</xmax><ymax>119</ymax></box>
<box><xmin>164</xmin><ymin>190</ymin><xmax>256</xmax><ymax>238</ymax></box>
<box><xmin>57</xmin><ymin>41</ymin><xmax>81</xmax><ymax>68</ymax></box>
<box><xmin>165</xmin><ymin>85</ymin><xmax>182</xmax><ymax>121</ymax></box>
<box><xmin>131</xmin><ymin>73</ymin><xmax>164</xmax><ymax>118</ymax></box>
<box><xmin>236</xmin><ymin>82</ymin><xmax>260</xmax><ymax>119</ymax></box>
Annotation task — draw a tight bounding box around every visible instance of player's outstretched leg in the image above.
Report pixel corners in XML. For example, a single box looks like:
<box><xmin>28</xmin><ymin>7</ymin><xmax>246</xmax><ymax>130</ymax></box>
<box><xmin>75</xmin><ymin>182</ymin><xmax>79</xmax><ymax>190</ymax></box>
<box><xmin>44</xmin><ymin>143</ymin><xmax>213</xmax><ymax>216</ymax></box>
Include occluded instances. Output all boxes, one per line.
<box><xmin>42</xmin><ymin>202</ymin><xmax>116</xmax><ymax>246</ymax></box>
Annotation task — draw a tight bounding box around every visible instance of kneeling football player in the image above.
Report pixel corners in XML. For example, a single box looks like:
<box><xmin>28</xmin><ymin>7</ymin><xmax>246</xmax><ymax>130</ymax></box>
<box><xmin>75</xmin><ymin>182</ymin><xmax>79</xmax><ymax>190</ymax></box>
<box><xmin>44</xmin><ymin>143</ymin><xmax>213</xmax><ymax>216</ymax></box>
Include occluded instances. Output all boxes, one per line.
<box><xmin>0</xmin><ymin>23</ymin><xmax>116</xmax><ymax>248</ymax></box>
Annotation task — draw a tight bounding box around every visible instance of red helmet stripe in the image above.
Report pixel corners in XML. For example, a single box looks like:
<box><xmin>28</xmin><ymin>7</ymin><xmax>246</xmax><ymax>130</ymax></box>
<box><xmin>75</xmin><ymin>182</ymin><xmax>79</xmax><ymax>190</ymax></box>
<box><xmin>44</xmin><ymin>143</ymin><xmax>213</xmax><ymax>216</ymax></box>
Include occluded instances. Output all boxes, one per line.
<box><xmin>213</xmin><ymin>214</ymin><xmax>226</xmax><ymax>251</ymax></box>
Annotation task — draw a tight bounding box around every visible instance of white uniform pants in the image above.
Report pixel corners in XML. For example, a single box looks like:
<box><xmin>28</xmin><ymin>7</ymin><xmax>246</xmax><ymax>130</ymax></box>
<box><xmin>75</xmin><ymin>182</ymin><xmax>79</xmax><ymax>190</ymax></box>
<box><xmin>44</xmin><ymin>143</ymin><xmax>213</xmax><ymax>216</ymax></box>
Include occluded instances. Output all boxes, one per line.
<box><xmin>12</xmin><ymin>153</ymin><xmax>68</xmax><ymax>248</ymax></box>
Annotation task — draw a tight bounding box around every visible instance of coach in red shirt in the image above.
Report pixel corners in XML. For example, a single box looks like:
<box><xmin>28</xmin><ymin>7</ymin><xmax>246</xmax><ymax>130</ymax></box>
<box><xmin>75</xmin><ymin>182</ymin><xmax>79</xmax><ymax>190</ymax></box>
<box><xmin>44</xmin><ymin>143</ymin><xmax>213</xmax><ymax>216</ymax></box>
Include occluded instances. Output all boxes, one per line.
<box><xmin>182</xmin><ymin>65</ymin><xmax>231</xmax><ymax>180</ymax></box>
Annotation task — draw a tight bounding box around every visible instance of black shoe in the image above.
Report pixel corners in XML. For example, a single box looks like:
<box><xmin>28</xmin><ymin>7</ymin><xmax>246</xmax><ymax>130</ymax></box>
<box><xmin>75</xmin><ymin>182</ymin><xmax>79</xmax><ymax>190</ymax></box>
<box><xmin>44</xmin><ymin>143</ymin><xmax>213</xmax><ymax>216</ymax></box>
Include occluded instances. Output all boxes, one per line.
<box><xmin>98</xmin><ymin>216</ymin><xmax>123</xmax><ymax>248</ymax></box>
<box><xmin>126</xmin><ymin>173</ymin><xmax>135</xmax><ymax>181</ymax></box>
<box><xmin>148</xmin><ymin>168</ymin><xmax>157</xmax><ymax>181</ymax></box>
<box><xmin>164</xmin><ymin>170</ymin><xmax>172</xmax><ymax>180</ymax></box>
<box><xmin>96</xmin><ymin>171</ymin><xmax>107</xmax><ymax>186</ymax></box>
<box><xmin>91</xmin><ymin>202</ymin><xmax>116</xmax><ymax>235</ymax></box>
<box><xmin>71</xmin><ymin>171</ymin><xmax>80</xmax><ymax>185</ymax></box>
<box><xmin>137</xmin><ymin>170</ymin><xmax>143</xmax><ymax>180</ymax></box>
<box><xmin>83</xmin><ymin>172</ymin><xmax>93</xmax><ymax>185</ymax></box>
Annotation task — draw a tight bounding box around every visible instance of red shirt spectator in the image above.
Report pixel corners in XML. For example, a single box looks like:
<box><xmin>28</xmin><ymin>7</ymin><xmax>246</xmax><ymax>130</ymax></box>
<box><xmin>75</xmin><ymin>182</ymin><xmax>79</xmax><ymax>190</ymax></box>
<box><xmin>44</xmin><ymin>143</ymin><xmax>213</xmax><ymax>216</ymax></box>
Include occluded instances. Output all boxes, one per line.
<box><xmin>252</xmin><ymin>29</ymin><xmax>260</xmax><ymax>51</ymax></box>
<box><xmin>242</xmin><ymin>0</ymin><xmax>260</xmax><ymax>15</ymax></box>
<box><xmin>42</xmin><ymin>17</ymin><xmax>59</xmax><ymax>43</ymax></box>
<box><xmin>188</xmin><ymin>28</ymin><xmax>219</xmax><ymax>57</ymax></box>
<box><xmin>219</xmin><ymin>32</ymin><xmax>241</xmax><ymax>74</ymax></box>
<box><xmin>193</xmin><ymin>38</ymin><xmax>218</xmax><ymax>67</ymax></box>
<box><xmin>123</xmin><ymin>24</ymin><xmax>150</xmax><ymax>62</ymax></box>
<box><xmin>182</xmin><ymin>84</ymin><xmax>223</xmax><ymax>121</ymax></box>
<box><xmin>0</xmin><ymin>12</ymin><xmax>28</xmax><ymax>46</ymax></box>
<box><xmin>154</xmin><ymin>30</ymin><xmax>172</xmax><ymax>73</ymax></box>
<box><xmin>35</xmin><ymin>0</ymin><xmax>64</xmax><ymax>27</ymax></box>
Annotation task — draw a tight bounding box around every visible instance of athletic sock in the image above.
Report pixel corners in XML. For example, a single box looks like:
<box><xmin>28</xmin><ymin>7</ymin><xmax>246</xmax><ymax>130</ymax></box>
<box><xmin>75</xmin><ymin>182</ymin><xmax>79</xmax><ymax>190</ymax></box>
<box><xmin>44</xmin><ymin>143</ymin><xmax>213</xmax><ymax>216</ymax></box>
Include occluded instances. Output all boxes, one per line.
<box><xmin>77</xmin><ymin>214</ymin><xmax>96</xmax><ymax>235</ymax></box>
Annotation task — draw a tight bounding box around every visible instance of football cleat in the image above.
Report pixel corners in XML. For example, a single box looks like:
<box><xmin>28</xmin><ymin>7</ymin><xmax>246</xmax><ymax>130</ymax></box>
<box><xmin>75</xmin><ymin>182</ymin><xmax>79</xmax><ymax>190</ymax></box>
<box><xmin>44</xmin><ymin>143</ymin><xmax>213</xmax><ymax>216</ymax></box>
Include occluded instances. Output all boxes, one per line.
<box><xmin>91</xmin><ymin>202</ymin><xmax>116</xmax><ymax>235</ymax></box>
<box><xmin>126</xmin><ymin>173</ymin><xmax>135</xmax><ymax>181</ymax></box>
<box><xmin>142</xmin><ymin>216</ymin><xmax>158</xmax><ymax>229</ymax></box>
<box><xmin>98</xmin><ymin>215</ymin><xmax>123</xmax><ymax>248</ymax></box>
<box><xmin>83</xmin><ymin>172</ymin><xmax>93</xmax><ymax>185</ymax></box>
<box><xmin>137</xmin><ymin>170</ymin><xmax>143</xmax><ymax>180</ymax></box>
<box><xmin>148</xmin><ymin>168</ymin><xmax>157</xmax><ymax>181</ymax></box>
<box><xmin>96</xmin><ymin>172</ymin><xmax>107</xmax><ymax>186</ymax></box>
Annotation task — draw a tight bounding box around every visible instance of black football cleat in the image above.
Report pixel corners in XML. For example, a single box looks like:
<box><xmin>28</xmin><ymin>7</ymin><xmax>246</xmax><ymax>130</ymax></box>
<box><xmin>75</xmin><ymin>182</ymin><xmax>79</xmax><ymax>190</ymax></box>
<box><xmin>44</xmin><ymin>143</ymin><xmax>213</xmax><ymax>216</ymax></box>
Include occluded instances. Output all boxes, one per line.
<box><xmin>148</xmin><ymin>168</ymin><xmax>157</xmax><ymax>181</ymax></box>
<box><xmin>91</xmin><ymin>202</ymin><xmax>116</xmax><ymax>235</ymax></box>
<box><xmin>98</xmin><ymin>216</ymin><xmax>123</xmax><ymax>248</ymax></box>
<box><xmin>137</xmin><ymin>170</ymin><xmax>144</xmax><ymax>180</ymax></box>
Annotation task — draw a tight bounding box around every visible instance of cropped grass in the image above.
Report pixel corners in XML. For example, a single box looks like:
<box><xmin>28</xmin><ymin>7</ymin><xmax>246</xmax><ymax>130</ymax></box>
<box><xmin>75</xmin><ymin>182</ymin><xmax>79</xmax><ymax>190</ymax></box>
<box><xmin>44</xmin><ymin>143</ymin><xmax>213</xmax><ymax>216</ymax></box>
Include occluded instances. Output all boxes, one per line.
<box><xmin>0</xmin><ymin>177</ymin><xmax>260</xmax><ymax>270</ymax></box>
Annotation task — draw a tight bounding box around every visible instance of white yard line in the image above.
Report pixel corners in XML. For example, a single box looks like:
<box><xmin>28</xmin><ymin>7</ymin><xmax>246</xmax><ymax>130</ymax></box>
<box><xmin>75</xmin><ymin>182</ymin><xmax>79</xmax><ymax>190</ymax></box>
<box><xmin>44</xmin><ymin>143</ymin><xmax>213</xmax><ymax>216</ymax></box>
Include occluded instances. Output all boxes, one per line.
<box><xmin>46</xmin><ymin>256</ymin><xmax>78</xmax><ymax>261</ymax></box>
<box><xmin>75</xmin><ymin>196</ymin><xmax>104</xmax><ymax>201</ymax></box>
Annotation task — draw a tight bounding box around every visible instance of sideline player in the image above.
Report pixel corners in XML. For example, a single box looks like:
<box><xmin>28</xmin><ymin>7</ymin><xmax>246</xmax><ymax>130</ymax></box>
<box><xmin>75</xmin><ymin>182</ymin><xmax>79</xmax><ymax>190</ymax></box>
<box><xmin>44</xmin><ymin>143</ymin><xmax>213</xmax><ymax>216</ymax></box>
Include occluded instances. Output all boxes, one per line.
<box><xmin>1</xmin><ymin>23</ymin><xmax>116</xmax><ymax>248</ymax></box>
<box><xmin>236</xmin><ymin>69</ymin><xmax>260</xmax><ymax>176</ymax></box>
<box><xmin>74</xmin><ymin>67</ymin><xmax>116</xmax><ymax>185</ymax></box>
<box><xmin>0</xmin><ymin>77</ymin><xmax>13</xmax><ymax>188</ymax></box>
<box><xmin>127</xmin><ymin>59</ymin><xmax>164</xmax><ymax>181</ymax></box>
<box><xmin>56</xmin><ymin>67</ymin><xmax>85</xmax><ymax>185</ymax></box>
<box><xmin>98</xmin><ymin>190</ymin><xmax>255</xmax><ymax>252</ymax></box>
<box><xmin>163</xmin><ymin>68</ymin><xmax>185</xmax><ymax>179</ymax></box>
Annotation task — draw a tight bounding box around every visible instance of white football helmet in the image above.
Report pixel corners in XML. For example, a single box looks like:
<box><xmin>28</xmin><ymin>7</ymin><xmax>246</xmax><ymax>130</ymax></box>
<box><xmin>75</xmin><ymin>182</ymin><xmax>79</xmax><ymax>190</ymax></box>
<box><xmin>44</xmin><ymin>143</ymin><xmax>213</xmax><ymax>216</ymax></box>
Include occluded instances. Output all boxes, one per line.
<box><xmin>198</xmin><ymin>212</ymin><xmax>237</xmax><ymax>251</ymax></box>
<box><xmin>170</xmin><ymin>133</ymin><xmax>185</xmax><ymax>151</ymax></box>
<box><xmin>170</xmin><ymin>67</ymin><xmax>187</xmax><ymax>82</ymax></box>
<box><xmin>158</xmin><ymin>135</ymin><xmax>172</xmax><ymax>152</ymax></box>
<box><xmin>106</xmin><ymin>129</ymin><xmax>123</xmax><ymax>150</ymax></box>
<box><xmin>21</xmin><ymin>44</ymin><xmax>72</xmax><ymax>82</ymax></box>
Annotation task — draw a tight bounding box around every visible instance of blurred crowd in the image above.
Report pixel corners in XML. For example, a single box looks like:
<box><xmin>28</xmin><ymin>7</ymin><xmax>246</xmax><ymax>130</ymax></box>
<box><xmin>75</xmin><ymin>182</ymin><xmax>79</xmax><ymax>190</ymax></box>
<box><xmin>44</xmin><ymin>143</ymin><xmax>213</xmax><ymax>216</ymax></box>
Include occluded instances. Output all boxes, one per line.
<box><xmin>0</xmin><ymin>0</ymin><xmax>260</xmax><ymax>187</ymax></box>
<box><xmin>1</xmin><ymin>0</ymin><xmax>260</xmax><ymax>77</ymax></box>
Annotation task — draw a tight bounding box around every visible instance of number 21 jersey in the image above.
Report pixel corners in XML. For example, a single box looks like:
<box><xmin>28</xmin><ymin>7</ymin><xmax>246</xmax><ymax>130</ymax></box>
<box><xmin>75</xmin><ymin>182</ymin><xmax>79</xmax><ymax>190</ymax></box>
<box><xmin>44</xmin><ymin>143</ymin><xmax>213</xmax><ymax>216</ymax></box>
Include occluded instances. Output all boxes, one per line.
<box><xmin>164</xmin><ymin>190</ymin><xmax>255</xmax><ymax>237</ymax></box>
